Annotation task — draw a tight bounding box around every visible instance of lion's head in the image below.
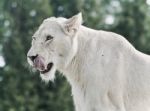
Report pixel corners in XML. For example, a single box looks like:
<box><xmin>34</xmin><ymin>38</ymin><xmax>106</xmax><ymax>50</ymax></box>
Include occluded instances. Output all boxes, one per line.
<box><xmin>27</xmin><ymin>13</ymin><xmax>82</xmax><ymax>82</ymax></box>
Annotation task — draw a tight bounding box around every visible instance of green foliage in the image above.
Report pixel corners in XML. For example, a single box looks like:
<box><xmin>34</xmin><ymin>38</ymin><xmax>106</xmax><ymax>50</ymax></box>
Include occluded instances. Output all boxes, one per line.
<box><xmin>0</xmin><ymin>0</ymin><xmax>150</xmax><ymax>111</ymax></box>
<box><xmin>0</xmin><ymin>0</ymin><xmax>74</xmax><ymax>111</ymax></box>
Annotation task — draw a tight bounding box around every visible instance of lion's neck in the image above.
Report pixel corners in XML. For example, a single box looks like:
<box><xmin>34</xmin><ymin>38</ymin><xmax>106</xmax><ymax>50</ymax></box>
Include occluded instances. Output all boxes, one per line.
<box><xmin>63</xmin><ymin>26</ymin><xmax>99</xmax><ymax>86</ymax></box>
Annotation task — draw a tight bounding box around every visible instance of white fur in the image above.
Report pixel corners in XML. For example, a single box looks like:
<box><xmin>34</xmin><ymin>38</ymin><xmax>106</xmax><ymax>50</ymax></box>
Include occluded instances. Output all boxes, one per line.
<box><xmin>27</xmin><ymin>13</ymin><xmax>150</xmax><ymax>111</ymax></box>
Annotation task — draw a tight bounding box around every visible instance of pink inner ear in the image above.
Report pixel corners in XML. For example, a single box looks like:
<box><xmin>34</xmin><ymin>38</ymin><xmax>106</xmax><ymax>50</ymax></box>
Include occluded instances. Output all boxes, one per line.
<box><xmin>65</xmin><ymin>14</ymin><xmax>82</xmax><ymax>30</ymax></box>
<box><xmin>62</xmin><ymin>13</ymin><xmax>82</xmax><ymax>36</ymax></box>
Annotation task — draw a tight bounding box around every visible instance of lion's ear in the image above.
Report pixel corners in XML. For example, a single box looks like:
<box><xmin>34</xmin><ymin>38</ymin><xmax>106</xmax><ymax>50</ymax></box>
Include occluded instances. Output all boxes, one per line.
<box><xmin>63</xmin><ymin>12</ymin><xmax>83</xmax><ymax>36</ymax></box>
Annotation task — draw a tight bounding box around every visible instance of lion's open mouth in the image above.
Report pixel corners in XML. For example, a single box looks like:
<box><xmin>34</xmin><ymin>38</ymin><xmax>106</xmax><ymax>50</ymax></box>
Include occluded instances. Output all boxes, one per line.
<box><xmin>32</xmin><ymin>55</ymin><xmax>54</xmax><ymax>74</ymax></box>
<box><xmin>40</xmin><ymin>62</ymin><xmax>53</xmax><ymax>74</ymax></box>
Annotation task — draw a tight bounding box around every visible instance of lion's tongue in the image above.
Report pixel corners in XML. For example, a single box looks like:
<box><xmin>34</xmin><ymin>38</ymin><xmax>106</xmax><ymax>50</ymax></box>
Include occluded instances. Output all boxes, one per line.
<box><xmin>33</xmin><ymin>56</ymin><xmax>45</xmax><ymax>71</ymax></box>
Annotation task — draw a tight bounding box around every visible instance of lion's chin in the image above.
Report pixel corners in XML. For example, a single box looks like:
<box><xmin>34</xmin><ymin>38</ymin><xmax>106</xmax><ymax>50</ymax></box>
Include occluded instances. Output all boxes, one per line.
<box><xmin>40</xmin><ymin>66</ymin><xmax>56</xmax><ymax>83</ymax></box>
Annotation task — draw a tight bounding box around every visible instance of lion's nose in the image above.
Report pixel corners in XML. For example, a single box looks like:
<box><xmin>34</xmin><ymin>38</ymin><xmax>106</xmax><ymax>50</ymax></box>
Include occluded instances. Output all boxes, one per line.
<box><xmin>28</xmin><ymin>54</ymin><xmax>38</xmax><ymax>62</ymax></box>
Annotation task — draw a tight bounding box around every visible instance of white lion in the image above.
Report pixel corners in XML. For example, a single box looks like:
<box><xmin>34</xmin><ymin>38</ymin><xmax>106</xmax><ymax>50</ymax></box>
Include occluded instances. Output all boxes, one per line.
<box><xmin>27</xmin><ymin>13</ymin><xmax>150</xmax><ymax>111</ymax></box>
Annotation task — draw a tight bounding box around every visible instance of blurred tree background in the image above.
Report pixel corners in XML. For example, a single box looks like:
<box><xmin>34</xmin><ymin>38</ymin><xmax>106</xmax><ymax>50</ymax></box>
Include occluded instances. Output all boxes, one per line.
<box><xmin>0</xmin><ymin>0</ymin><xmax>150</xmax><ymax>111</ymax></box>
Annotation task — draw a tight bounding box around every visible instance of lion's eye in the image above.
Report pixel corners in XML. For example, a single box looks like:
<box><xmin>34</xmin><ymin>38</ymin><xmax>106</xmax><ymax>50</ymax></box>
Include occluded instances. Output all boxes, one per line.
<box><xmin>46</xmin><ymin>35</ymin><xmax>53</xmax><ymax>41</ymax></box>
